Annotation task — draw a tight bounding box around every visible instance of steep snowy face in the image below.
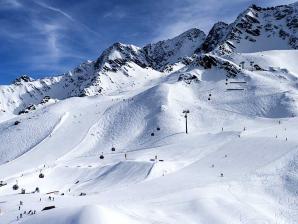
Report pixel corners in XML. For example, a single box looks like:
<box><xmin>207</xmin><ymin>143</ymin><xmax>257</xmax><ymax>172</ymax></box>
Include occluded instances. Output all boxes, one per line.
<box><xmin>196</xmin><ymin>3</ymin><xmax>298</xmax><ymax>55</ymax></box>
<box><xmin>215</xmin><ymin>3</ymin><xmax>298</xmax><ymax>54</ymax></box>
<box><xmin>13</xmin><ymin>75</ymin><xmax>35</xmax><ymax>84</ymax></box>
<box><xmin>196</xmin><ymin>22</ymin><xmax>230</xmax><ymax>54</ymax></box>
<box><xmin>143</xmin><ymin>28</ymin><xmax>206</xmax><ymax>70</ymax></box>
<box><xmin>94</xmin><ymin>43</ymin><xmax>148</xmax><ymax>72</ymax></box>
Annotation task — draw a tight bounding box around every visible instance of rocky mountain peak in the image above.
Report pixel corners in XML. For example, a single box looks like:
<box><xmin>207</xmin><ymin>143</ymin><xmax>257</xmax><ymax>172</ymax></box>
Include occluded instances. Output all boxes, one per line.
<box><xmin>196</xmin><ymin>22</ymin><xmax>229</xmax><ymax>54</ymax></box>
<box><xmin>13</xmin><ymin>75</ymin><xmax>34</xmax><ymax>85</ymax></box>
<box><xmin>194</xmin><ymin>2</ymin><xmax>298</xmax><ymax>56</ymax></box>
<box><xmin>143</xmin><ymin>28</ymin><xmax>206</xmax><ymax>70</ymax></box>
<box><xmin>213</xmin><ymin>2</ymin><xmax>298</xmax><ymax>55</ymax></box>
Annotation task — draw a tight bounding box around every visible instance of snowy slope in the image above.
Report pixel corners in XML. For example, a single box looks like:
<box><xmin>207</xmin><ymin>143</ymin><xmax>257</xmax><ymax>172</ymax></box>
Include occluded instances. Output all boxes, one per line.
<box><xmin>0</xmin><ymin>2</ymin><xmax>298</xmax><ymax>224</ymax></box>
<box><xmin>197</xmin><ymin>2</ymin><xmax>298</xmax><ymax>55</ymax></box>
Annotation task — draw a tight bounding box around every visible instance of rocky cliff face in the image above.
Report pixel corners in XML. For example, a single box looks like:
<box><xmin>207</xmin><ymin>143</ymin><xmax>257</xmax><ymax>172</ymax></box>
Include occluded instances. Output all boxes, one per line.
<box><xmin>211</xmin><ymin>3</ymin><xmax>298</xmax><ymax>55</ymax></box>
<box><xmin>196</xmin><ymin>22</ymin><xmax>230</xmax><ymax>54</ymax></box>
<box><xmin>143</xmin><ymin>28</ymin><xmax>206</xmax><ymax>70</ymax></box>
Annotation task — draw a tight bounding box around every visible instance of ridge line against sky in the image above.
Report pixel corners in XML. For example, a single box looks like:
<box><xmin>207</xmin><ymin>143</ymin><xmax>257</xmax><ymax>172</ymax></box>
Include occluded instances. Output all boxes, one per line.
<box><xmin>0</xmin><ymin>0</ymin><xmax>297</xmax><ymax>84</ymax></box>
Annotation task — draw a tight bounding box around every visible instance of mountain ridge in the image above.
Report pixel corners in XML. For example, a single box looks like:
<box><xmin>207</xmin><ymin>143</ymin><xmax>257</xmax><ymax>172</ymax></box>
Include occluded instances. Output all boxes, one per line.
<box><xmin>0</xmin><ymin>2</ymin><xmax>297</xmax><ymax>116</ymax></box>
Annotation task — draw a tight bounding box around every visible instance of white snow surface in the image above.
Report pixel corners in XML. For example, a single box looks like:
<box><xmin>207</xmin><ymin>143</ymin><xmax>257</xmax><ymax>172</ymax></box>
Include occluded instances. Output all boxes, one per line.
<box><xmin>0</xmin><ymin>48</ymin><xmax>298</xmax><ymax>223</ymax></box>
<box><xmin>0</xmin><ymin>2</ymin><xmax>298</xmax><ymax>224</ymax></box>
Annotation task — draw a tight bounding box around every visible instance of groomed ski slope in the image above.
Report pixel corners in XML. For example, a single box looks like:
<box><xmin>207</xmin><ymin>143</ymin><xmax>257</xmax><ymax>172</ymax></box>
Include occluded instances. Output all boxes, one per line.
<box><xmin>0</xmin><ymin>50</ymin><xmax>298</xmax><ymax>223</ymax></box>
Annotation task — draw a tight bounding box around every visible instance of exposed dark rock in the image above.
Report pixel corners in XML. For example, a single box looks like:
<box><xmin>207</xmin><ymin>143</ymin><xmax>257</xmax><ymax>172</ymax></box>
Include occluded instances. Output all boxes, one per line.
<box><xmin>178</xmin><ymin>74</ymin><xmax>199</xmax><ymax>84</ymax></box>
<box><xmin>13</xmin><ymin>75</ymin><xmax>34</xmax><ymax>85</ymax></box>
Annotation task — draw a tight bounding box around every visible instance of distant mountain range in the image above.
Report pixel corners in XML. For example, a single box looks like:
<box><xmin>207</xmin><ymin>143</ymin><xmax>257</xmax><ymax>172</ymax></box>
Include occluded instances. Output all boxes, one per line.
<box><xmin>0</xmin><ymin>2</ymin><xmax>297</xmax><ymax>115</ymax></box>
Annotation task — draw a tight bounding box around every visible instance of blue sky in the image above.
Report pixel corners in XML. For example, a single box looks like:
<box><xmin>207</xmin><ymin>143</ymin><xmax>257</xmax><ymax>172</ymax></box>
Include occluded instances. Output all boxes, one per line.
<box><xmin>0</xmin><ymin>0</ymin><xmax>296</xmax><ymax>84</ymax></box>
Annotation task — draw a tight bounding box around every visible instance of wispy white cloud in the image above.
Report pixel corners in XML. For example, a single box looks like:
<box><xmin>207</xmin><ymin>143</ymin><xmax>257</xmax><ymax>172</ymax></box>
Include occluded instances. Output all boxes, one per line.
<box><xmin>151</xmin><ymin>0</ymin><xmax>246</xmax><ymax>41</ymax></box>
<box><xmin>103</xmin><ymin>6</ymin><xmax>127</xmax><ymax>19</ymax></box>
<box><xmin>0</xmin><ymin>0</ymin><xmax>102</xmax><ymax>74</ymax></box>
<box><xmin>0</xmin><ymin>0</ymin><xmax>22</xmax><ymax>9</ymax></box>
<box><xmin>33</xmin><ymin>1</ymin><xmax>102</xmax><ymax>38</ymax></box>
<box><xmin>34</xmin><ymin>1</ymin><xmax>74</xmax><ymax>21</ymax></box>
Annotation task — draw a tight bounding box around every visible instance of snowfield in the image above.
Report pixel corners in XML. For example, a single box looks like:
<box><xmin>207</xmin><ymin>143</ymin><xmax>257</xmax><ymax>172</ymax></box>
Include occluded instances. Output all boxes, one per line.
<box><xmin>1</xmin><ymin>2</ymin><xmax>298</xmax><ymax>224</ymax></box>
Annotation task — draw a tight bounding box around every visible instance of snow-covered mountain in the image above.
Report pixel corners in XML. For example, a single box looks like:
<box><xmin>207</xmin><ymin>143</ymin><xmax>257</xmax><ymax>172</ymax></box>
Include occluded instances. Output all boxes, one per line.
<box><xmin>1</xmin><ymin>2</ymin><xmax>297</xmax><ymax>116</ymax></box>
<box><xmin>0</xmin><ymin>28</ymin><xmax>206</xmax><ymax>115</ymax></box>
<box><xmin>210</xmin><ymin>3</ymin><xmax>298</xmax><ymax>54</ymax></box>
<box><xmin>143</xmin><ymin>28</ymin><xmax>206</xmax><ymax>70</ymax></box>
<box><xmin>0</xmin><ymin>2</ymin><xmax>298</xmax><ymax>224</ymax></box>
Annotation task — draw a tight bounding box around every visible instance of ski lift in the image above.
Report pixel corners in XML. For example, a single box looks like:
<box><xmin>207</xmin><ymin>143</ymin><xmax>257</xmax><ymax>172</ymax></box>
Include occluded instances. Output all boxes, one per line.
<box><xmin>229</xmin><ymin>81</ymin><xmax>247</xmax><ymax>84</ymax></box>
<box><xmin>226</xmin><ymin>88</ymin><xmax>244</xmax><ymax>91</ymax></box>
<box><xmin>39</xmin><ymin>173</ymin><xmax>44</xmax><ymax>178</ymax></box>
